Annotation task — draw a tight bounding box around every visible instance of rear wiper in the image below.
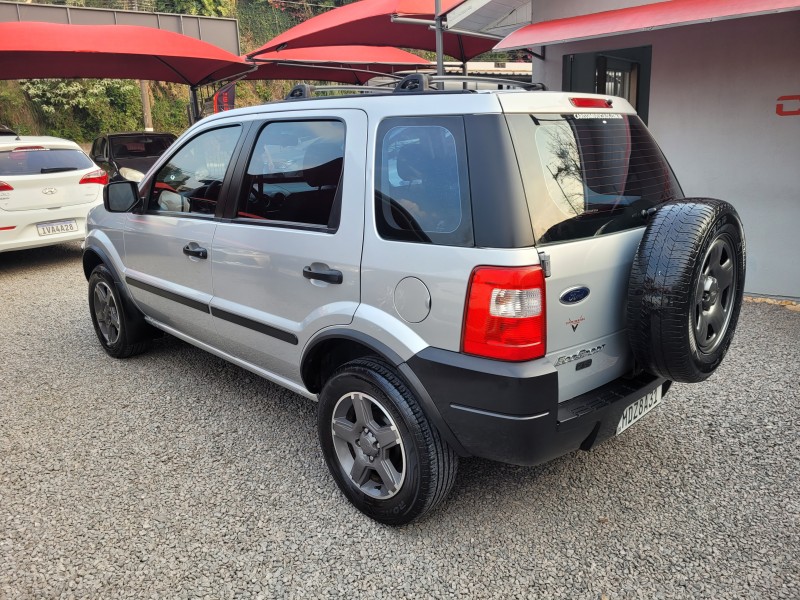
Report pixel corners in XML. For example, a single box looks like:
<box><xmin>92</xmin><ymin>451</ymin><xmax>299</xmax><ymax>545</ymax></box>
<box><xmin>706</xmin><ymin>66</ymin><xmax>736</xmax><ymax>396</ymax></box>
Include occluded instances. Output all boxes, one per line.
<box><xmin>41</xmin><ymin>167</ymin><xmax>77</xmax><ymax>174</ymax></box>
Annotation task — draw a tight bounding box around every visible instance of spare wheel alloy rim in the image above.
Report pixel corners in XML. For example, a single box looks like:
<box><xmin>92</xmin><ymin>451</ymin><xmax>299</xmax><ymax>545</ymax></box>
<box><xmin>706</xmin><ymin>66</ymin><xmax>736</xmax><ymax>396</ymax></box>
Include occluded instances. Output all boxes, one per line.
<box><xmin>693</xmin><ymin>232</ymin><xmax>737</xmax><ymax>354</ymax></box>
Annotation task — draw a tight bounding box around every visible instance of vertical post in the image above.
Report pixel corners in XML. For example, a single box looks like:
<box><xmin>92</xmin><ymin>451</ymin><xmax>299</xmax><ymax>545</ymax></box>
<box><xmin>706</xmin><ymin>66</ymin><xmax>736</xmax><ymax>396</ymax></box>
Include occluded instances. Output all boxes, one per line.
<box><xmin>139</xmin><ymin>80</ymin><xmax>153</xmax><ymax>132</ymax></box>
<box><xmin>435</xmin><ymin>0</ymin><xmax>443</xmax><ymax>76</ymax></box>
<box><xmin>189</xmin><ymin>86</ymin><xmax>200</xmax><ymax>125</ymax></box>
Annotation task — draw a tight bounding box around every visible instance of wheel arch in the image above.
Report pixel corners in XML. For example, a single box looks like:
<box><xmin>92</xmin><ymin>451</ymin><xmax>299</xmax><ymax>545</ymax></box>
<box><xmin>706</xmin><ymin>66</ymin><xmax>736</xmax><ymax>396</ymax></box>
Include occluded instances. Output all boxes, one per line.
<box><xmin>301</xmin><ymin>329</ymin><xmax>468</xmax><ymax>456</ymax></box>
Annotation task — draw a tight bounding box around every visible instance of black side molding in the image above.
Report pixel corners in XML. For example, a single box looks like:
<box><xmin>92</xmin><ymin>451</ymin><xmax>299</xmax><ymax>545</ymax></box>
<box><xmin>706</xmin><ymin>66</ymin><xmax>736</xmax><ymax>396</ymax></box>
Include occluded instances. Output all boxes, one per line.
<box><xmin>125</xmin><ymin>277</ymin><xmax>209</xmax><ymax>314</ymax></box>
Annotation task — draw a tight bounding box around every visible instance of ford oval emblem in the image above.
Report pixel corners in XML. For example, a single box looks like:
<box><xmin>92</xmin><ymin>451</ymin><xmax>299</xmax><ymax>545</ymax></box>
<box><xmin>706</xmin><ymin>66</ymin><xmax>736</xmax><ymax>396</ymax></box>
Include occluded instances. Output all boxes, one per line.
<box><xmin>560</xmin><ymin>286</ymin><xmax>590</xmax><ymax>305</ymax></box>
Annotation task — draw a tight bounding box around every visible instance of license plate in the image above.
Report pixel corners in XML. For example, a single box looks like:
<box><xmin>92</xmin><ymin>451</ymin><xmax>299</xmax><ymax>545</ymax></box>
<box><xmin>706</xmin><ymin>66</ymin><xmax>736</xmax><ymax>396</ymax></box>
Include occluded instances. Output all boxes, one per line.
<box><xmin>36</xmin><ymin>219</ymin><xmax>78</xmax><ymax>236</ymax></box>
<box><xmin>616</xmin><ymin>387</ymin><xmax>662</xmax><ymax>435</ymax></box>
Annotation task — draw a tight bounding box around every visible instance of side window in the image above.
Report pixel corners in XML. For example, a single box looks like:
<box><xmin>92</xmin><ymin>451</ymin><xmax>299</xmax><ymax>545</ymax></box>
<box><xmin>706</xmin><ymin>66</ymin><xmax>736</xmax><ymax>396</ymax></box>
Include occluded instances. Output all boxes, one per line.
<box><xmin>375</xmin><ymin>116</ymin><xmax>473</xmax><ymax>247</ymax></box>
<box><xmin>237</xmin><ymin>120</ymin><xmax>345</xmax><ymax>229</ymax></box>
<box><xmin>149</xmin><ymin>125</ymin><xmax>241</xmax><ymax>215</ymax></box>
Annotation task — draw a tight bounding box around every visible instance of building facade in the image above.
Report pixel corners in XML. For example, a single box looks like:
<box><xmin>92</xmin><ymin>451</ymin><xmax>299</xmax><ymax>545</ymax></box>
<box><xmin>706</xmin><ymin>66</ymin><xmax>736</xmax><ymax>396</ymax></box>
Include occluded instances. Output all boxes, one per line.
<box><xmin>449</xmin><ymin>0</ymin><xmax>800</xmax><ymax>298</ymax></box>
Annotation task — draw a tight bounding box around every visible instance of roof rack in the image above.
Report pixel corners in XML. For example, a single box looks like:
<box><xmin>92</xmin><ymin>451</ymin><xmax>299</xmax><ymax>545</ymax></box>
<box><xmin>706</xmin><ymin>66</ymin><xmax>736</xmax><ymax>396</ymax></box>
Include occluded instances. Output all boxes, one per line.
<box><xmin>285</xmin><ymin>84</ymin><xmax>393</xmax><ymax>100</ymax></box>
<box><xmin>394</xmin><ymin>73</ymin><xmax>547</xmax><ymax>92</ymax></box>
<box><xmin>283</xmin><ymin>74</ymin><xmax>547</xmax><ymax>101</ymax></box>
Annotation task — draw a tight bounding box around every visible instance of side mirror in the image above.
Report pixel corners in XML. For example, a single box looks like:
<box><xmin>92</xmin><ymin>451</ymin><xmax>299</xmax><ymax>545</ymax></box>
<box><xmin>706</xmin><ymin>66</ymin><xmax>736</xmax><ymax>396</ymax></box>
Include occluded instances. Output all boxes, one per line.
<box><xmin>104</xmin><ymin>180</ymin><xmax>141</xmax><ymax>213</ymax></box>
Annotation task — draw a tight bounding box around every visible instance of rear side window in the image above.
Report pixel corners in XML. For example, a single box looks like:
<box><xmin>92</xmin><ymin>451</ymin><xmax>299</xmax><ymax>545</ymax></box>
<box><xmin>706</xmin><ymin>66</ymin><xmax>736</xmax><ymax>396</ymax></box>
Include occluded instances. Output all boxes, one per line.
<box><xmin>375</xmin><ymin>116</ymin><xmax>473</xmax><ymax>247</ymax></box>
<box><xmin>0</xmin><ymin>148</ymin><xmax>93</xmax><ymax>176</ymax></box>
<box><xmin>506</xmin><ymin>113</ymin><xmax>683</xmax><ymax>244</ymax></box>
<box><xmin>111</xmin><ymin>135</ymin><xmax>174</xmax><ymax>158</ymax></box>
<box><xmin>236</xmin><ymin>120</ymin><xmax>345</xmax><ymax>228</ymax></box>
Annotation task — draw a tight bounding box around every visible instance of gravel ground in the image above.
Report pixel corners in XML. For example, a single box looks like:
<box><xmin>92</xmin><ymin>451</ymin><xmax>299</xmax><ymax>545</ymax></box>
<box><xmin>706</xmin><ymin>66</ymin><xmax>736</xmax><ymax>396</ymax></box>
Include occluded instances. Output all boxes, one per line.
<box><xmin>1</xmin><ymin>242</ymin><xmax>798</xmax><ymax>599</ymax></box>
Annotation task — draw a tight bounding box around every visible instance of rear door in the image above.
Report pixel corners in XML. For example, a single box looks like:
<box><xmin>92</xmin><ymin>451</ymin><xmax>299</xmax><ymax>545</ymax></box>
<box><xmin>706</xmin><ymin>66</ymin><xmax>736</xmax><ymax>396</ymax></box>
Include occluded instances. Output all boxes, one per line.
<box><xmin>210</xmin><ymin>110</ymin><xmax>367</xmax><ymax>383</ymax></box>
<box><xmin>123</xmin><ymin>123</ymin><xmax>247</xmax><ymax>344</ymax></box>
<box><xmin>505</xmin><ymin>111</ymin><xmax>683</xmax><ymax>400</ymax></box>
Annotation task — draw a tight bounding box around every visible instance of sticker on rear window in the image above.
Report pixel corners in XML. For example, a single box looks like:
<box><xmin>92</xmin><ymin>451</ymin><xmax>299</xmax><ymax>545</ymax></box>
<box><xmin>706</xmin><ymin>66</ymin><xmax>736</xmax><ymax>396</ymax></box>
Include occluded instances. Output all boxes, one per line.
<box><xmin>572</xmin><ymin>113</ymin><xmax>623</xmax><ymax>119</ymax></box>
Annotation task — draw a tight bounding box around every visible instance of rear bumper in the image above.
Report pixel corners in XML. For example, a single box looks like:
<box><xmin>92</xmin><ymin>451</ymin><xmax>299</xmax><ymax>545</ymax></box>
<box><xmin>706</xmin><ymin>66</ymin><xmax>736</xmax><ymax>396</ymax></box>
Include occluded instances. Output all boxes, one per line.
<box><xmin>0</xmin><ymin>203</ymin><xmax>99</xmax><ymax>252</ymax></box>
<box><xmin>406</xmin><ymin>347</ymin><xmax>668</xmax><ymax>466</ymax></box>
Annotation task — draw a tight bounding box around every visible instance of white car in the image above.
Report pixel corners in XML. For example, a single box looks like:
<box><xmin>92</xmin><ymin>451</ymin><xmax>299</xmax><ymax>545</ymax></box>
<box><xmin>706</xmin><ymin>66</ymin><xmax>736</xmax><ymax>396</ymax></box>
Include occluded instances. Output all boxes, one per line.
<box><xmin>0</xmin><ymin>136</ymin><xmax>107</xmax><ymax>252</ymax></box>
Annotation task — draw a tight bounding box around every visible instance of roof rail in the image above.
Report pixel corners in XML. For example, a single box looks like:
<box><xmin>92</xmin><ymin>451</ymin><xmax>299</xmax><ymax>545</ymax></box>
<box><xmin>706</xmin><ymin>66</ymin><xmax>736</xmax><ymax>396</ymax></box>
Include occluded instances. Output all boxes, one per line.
<box><xmin>393</xmin><ymin>73</ymin><xmax>547</xmax><ymax>93</ymax></box>
<box><xmin>285</xmin><ymin>84</ymin><xmax>394</xmax><ymax>100</ymax></box>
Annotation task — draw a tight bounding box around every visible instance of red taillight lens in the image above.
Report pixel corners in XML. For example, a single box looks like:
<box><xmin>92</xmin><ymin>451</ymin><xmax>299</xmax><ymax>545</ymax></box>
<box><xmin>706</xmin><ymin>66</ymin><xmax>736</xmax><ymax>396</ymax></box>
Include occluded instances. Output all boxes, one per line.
<box><xmin>462</xmin><ymin>265</ymin><xmax>546</xmax><ymax>362</ymax></box>
<box><xmin>0</xmin><ymin>181</ymin><xmax>13</xmax><ymax>192</ymax></box>
<box><xmin>79</xmin><ymin>169</ymin><xmax>109</xmax><ymax>186</ymax></box>
<box><xmin>570</xmin><ymin>97</ymin><xmax>613</xmax><ymax>108</ymax></box>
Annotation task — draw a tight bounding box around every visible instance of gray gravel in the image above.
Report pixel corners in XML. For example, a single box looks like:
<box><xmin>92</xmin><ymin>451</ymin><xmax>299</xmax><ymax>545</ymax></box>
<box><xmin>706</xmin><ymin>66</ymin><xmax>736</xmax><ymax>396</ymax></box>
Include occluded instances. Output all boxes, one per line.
<box><xmin>1</xmin><ymin>242</ymin><xmax>798</xmax><ymax>599</ymax></box>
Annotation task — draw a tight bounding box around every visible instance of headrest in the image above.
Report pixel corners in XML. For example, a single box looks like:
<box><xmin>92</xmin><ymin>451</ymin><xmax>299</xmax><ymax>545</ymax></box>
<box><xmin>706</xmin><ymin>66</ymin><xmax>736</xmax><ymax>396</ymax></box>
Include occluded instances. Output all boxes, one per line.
<box><xmin>396</xmin><ymin>143</ymin><xmax>433</xmax><ymax>183</ymax></box>
<box><xmin>304</xmin><ymin>141</ymin><xmax>343</xmax><ymax>188</ymax></box>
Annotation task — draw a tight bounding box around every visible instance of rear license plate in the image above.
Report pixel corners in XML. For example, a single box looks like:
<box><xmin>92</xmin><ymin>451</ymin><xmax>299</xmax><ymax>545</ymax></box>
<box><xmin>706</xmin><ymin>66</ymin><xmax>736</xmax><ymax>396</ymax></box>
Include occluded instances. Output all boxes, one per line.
<box><xmin>36</xmin><ymin>219</ymin><xmax>78</xmax><ymax>236</ymax></box>
<box><xmin>616</xmin><ymin>387</ymin><xmax>662</xmax><ymax>435</ymax></box>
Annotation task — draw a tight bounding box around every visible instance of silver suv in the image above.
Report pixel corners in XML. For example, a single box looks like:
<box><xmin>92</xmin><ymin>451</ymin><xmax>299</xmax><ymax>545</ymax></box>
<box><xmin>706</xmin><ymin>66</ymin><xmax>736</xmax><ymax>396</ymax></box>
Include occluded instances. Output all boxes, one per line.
<box><xmin>84</xmin><ymin>75</ymin><xmax>745</xmax><ymax>525</ymax></box>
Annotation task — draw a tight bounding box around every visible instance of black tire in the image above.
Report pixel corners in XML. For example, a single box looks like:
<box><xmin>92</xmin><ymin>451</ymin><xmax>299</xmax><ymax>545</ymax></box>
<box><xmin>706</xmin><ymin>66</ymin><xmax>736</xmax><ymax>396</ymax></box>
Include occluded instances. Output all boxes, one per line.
<box><xmin>627</xmin><ymin>198</ymin><xmax>746</xmax><ymax>383</ymax></box>
<box><xmin>88</xmin><ymin>264</ymin><xmax>149</xmax><ymax>359</ymax></box>
<box><xmin>317</xmin><ymin>357</ymin><xmax>457</xmax><ymax>526</ymax></box>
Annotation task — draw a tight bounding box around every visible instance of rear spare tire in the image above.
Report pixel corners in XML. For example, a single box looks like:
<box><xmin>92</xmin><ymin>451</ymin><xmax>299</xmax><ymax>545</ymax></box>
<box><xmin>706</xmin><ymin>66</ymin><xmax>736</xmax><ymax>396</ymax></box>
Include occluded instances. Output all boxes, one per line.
<box><xmin>627</xmin><ymin>199</ymin><xmax>745</xmax><ymax>383</ymax></box>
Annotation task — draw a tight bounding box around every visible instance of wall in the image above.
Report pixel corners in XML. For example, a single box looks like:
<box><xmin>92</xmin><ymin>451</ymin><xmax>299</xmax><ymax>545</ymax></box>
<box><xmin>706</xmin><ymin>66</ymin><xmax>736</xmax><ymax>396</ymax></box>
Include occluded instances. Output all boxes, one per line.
<box><xmin>533</xmin><ymin>12</ymin><xmax>800</xmax><ymax>298</ymax></box>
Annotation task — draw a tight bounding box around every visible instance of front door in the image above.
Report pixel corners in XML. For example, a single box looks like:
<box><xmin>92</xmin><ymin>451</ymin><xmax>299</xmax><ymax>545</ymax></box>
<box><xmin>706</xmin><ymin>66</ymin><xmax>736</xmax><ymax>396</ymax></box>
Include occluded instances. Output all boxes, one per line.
<box><xmin>210</xmin><ymin>110</ymin><xmax>367</xmax><ymax>383</ymax></box>
<box><xmin>124</xmin><ymin>124</ymin><xmax>245</xmax><ymax>344</ymax></box>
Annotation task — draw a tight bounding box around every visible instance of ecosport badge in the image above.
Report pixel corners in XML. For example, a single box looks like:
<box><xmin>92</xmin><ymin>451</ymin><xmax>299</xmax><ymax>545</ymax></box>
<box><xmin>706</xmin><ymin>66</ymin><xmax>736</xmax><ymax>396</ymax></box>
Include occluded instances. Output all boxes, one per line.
<box><xmin>555</xmin><ymin>344</ymin><xmax>605</xmax><ymax>367</ymax></box>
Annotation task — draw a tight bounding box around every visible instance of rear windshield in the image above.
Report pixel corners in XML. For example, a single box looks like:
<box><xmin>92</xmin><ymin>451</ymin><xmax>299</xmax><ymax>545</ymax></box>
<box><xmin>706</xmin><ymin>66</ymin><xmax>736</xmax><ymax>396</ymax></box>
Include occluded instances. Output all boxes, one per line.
<box><xmin>506</xmin><ymin>113</ymin><xmax>683</xmax><ymax>244</ymax></box>
<box><xmin>0</xmin><ymin>148</ymin><xmax>93</xmax><ymax>176</ymax></box>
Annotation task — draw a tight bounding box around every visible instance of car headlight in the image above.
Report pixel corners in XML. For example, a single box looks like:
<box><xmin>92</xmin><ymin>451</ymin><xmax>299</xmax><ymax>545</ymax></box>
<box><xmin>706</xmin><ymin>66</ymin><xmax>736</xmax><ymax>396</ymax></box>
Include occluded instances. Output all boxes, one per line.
<box><xmin>119</xmin><ymin>167</ymin><xmax>145</xmax><ymax>182</ymax></box>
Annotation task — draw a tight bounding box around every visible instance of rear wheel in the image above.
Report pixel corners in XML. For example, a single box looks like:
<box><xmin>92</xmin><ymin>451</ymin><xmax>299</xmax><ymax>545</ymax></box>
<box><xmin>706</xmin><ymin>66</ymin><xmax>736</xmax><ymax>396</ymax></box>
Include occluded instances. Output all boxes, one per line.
<box><xmin>318</xmin><ymin>357</ymin><xmax>457</xmax><ymax>525</ymax></box>
<box><xmin>627</xmin><ymin>199</ymin><xmax>746</xmax><ymax>383</ymax></box>
<box><xmin>88</xmin><ymin>264</ymin><xmax>149</xmax><ymax>358</ymax></box>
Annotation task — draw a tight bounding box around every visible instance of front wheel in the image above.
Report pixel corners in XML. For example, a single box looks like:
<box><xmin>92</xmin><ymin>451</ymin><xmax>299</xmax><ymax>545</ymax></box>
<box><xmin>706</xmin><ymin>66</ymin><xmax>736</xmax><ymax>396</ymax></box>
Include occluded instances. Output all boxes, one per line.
<box><xmin>88</xmin><ymin>264</ymin><xmax>149</xmax><ymax>359</ymax></box>
<box><xmin>317</xmin><ymin>358</ymin><xmax>457</xmax><ymax>526</ymax></box>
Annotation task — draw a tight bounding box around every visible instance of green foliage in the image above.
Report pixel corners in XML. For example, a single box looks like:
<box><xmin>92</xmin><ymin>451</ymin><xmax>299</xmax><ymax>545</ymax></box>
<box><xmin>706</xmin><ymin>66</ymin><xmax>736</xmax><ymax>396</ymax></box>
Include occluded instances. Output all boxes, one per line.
<box><xmin>19</xmin><ymin>79</ymin><xmax>142</xmax><ymax>141</ymax></box>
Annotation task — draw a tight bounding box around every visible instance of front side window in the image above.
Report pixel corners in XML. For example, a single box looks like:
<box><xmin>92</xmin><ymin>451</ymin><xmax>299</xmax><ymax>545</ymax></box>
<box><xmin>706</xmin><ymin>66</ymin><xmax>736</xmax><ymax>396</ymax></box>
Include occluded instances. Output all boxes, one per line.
<box><xmin>507</xmin><ymin>113</ymin><xmax>683</xmax><ymax>244</ymax></box>
<box><xmin>149</xmin><ymin>126</ymin><xmax>240</xmax><ymax>215</ymax></box>
<box><xmin>375</xmin><ymin>116</ymin><xmax>473</xmax><ymax>246</ymax></box>
<box><xmin>237</xmin><ymin>120</ymin><xmax>345</xmax><ymax>228</ymax></box>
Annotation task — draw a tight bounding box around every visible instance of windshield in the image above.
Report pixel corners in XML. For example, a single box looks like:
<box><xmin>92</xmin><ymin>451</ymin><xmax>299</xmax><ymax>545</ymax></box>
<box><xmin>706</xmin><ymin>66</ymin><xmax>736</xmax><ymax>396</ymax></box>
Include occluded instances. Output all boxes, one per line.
<box><xmin>0</xmin><ymin>148</ymin><xmax>93</xmax><ymax>176</ymax></box>
<box><xmin>506</xmin><ymin>113</ymin><xmax>683</xmax><ymax>244</ymax></box>
<box><xmin>110</xmin><ymin>135</ymin><xmax>175</xmax><ymax>159</ymax></box>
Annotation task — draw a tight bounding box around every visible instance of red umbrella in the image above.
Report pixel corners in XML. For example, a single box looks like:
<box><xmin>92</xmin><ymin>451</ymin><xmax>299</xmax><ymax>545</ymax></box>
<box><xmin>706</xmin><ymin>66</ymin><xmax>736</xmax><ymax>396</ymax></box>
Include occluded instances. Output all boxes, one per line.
<box><xmin>0</xmin><ymin>21</ymin><xmax>252</xmax><ymax>86</ymax></box>
<box><xmin>247</xmin><ymin>0</ymin><xmax>496</xmax><ymax>63</ymax></box>
<box><xmin>246</xmin><ymin>46</ymin><xmax>432</xmax><ymax>84</ymax></box>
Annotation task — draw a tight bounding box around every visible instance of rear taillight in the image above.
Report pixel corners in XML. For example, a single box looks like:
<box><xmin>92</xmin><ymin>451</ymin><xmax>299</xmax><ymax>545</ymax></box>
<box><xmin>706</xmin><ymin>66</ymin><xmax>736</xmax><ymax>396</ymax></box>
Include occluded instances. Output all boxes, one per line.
<box><xmin>570</xmin><ymin>97</ymin><xmax>613</xmax><ymax>108</ymax></box>
<box><xmin>462</xmin><ymin>265</ymin><xmax>546</xmax><ymax>362</ymax></box>
<box><xmin>0</xmin><ymin>181</ymin><xmax>13</xmax><ymax>192</ymax></box>
<box><xmin>79</xmin><ymin>169</ymin><xmax>109</xmax><ymax>186</ymax></box>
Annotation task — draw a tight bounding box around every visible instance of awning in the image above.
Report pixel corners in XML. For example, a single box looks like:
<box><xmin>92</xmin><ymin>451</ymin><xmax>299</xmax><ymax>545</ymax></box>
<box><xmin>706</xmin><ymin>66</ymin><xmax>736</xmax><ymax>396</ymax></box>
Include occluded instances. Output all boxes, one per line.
<box><xmin>496</xmin><ymin>0</ymin><xmax>800</xmax><ymax>50</ymax></box>
<box><xmin>248</xmin><ymin>0</ymin><xmax>496</xmax><ymax>63</ymax></box>
<box><xmin>245</xmin><ymin>46</ymin><xmax>432</xmax><ymax>84</ymax></box>
<box><xmin>0</xmin><ymin>21</ymin><xmax>252</xmax><ymax>86</ymax></box>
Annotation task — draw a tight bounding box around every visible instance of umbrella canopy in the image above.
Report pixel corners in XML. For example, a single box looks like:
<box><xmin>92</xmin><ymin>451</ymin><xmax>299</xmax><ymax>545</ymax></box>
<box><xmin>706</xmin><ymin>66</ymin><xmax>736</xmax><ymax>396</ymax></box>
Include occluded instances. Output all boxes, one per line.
<box><xmin>0</xmin><ymin>21</ymin><xmax>252</xmax><ymax>87</ymax></box>
<box><xmin>246</xmin><ymin>45</ymin><xmax>432</xmax><ymax>84</ymax></box>
<box><xmin>247</xmin><ymin>0</ymin><xmax>496</xmax><ymax>63</ymax></box>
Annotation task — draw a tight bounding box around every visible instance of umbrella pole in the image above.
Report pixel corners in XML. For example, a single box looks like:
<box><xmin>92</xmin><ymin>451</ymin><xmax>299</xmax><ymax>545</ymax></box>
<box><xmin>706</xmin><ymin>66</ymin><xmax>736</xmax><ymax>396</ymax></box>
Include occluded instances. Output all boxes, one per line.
<box><xmin>435</xmin><ymin>0</ymin><xmax>443</xmax><ymax>76</ymax></box>
<box><xmin>189</xmin><ymin>86</ymin><xmax>201</xmax><ymax>124</ymax></box>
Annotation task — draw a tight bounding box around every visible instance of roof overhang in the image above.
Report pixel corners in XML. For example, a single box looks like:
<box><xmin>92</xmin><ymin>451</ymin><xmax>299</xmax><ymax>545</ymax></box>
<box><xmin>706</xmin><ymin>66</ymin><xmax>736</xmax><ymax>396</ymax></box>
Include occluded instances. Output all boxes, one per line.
<box><xmin>495</xmin><ymin>0</ymin><xmax>800</xmax><ymax>50</ymax></box>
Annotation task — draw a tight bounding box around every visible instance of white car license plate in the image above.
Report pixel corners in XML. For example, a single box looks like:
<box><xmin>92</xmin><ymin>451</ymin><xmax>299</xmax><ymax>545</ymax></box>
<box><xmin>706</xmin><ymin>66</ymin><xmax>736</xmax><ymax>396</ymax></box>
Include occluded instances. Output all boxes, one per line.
<box><xmin>616</xmin><ymin>387</ymin><xmax>662</xmax><ymax>435</ymax></box>
<box><xmin>37</xmin><ymin>219</ymin><xmax>78</xmax><ymax>237</ymax></box>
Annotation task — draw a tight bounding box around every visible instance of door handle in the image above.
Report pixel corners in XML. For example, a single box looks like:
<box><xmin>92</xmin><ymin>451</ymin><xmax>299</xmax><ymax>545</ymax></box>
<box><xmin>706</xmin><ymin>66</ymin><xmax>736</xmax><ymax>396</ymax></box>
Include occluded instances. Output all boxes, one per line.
<box><xmin>182</xmin><ymin>242</ymin><xmax>208</xmax><ymax>259</ymax></box>
<box><xmin>303</xmin><ymin>264</ymin><xmax>343</xmax><ymax>284</ymax></box>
